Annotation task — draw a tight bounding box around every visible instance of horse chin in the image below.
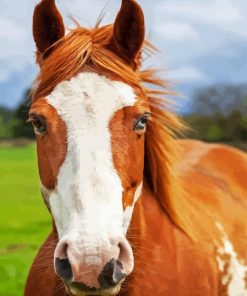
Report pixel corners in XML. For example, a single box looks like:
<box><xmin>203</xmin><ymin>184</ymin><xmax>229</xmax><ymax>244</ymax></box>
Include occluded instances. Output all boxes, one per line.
<box><xmin>65</xmin><ymin>283</ymin><xmax>122</xmax><ymax>296</ymax></box>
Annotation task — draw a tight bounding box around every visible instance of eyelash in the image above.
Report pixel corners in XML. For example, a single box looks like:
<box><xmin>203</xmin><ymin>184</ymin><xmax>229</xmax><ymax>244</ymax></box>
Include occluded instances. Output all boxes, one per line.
<box><xmin>134</xmin><ymin>113</ymin><xmax>151</xmax><ymax>135</ymax></box>
<box><xmin>27</xmin><ymin>114</ymin><xmax>47</xmax><ymax>136</ymax></box>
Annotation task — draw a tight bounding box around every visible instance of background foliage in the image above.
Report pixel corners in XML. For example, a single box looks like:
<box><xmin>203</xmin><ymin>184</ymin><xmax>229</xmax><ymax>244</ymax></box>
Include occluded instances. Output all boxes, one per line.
<box><xmin>0</xmin><ymin>145</ymin><xmax>49</xmax><ymax>296</ymax></box>
<box><xmin>0</xmin><ymin>89</ymin><xmax>34</xmax><ymax>141</ymax></box>
<box><xmin>183</xmin><ymin>84</ymin><xmax>247</xmax><ymax>149</ymax></box>
<box><xmin>1</xmin><ymin>84</ymin><xmax>246</xmax><ymax>146</ymax></box>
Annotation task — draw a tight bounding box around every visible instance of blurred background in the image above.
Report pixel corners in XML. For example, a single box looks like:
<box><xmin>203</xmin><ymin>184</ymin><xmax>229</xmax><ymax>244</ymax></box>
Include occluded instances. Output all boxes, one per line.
<box><xmin>0</xmin><ymin>0</ymin><xmax>246</xmax><ymax>295</ymax></box>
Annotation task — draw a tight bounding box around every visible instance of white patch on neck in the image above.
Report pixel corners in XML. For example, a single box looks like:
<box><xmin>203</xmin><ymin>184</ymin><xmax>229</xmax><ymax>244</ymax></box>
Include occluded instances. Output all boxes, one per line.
<box><xmin>45</xmin><ymin>72</ymin><xmax>137</xmax><ymax>252</ymax></box>
<box><xmin>216</xmin><ymin>223</ymin><xmax>247</xmax><ymax>296</ymax></box>
<box><xmin>122</xmin><ymin>182</ymin><xmax>143</xmax><ymax>234</ymax></box>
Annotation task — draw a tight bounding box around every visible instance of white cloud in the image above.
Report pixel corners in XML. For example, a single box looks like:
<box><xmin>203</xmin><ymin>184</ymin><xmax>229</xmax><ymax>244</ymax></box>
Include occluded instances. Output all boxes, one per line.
<box><xmin>0</xmin><ymin>68</ymin><xmax>9</xmax><ymax>82</ymax></box>
<box><xmin>168</xmin><ymin>65</ymin><xmax>206</xmax><ymax>82</ymax></box>
<box><xmin>0</xmin><ymin>18</ymin><xmax>27</xmax><ymax>41</ymax></box>
<box><xmin>160</xmin><ymin>0</ymin><xmax>241</xmax><ymax>24</ymax></box>
<box><xmin>159</xmin><ymin>0</ymin><xmax>247</xmax><ymax>38</ymax></box>
<box><xmin>156</xmin><ymin>22</ymin><xmax>199</xmax><ymax>43</ymax></box>
<box><xmin>60</xmin><ymin>0</ymin><xmax>118</xmax><ymax>27</ymax></box>
<box><xmin>0</xmin><ymin>0</ymin><xmax>247</xmax><ymax>108</ymax></box>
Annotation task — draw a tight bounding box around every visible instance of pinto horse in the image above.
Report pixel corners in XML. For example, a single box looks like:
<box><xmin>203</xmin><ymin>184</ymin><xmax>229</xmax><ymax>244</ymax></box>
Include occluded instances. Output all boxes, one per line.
<box><xmin>25</xmin><ymin>0</ymin><xmax>247</xmax><ymax>295</ymax></box>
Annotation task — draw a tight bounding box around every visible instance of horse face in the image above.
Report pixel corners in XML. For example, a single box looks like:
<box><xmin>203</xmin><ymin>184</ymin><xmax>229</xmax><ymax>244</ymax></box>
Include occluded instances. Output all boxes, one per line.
<box><xmin>30</xmin><ymin>72</ymin><xmax>149</xmax><ymax>293</ymax></box>
<box><xmin>31</xmin><ymin>0</ymin><xmax>146</xmax><ymax>294</ymax></box>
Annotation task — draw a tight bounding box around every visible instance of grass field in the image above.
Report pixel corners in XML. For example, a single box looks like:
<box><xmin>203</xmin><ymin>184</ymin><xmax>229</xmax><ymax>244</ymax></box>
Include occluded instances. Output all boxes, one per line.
<box><xmin>0</xmin><ymin>145</ymin><xmax>50</xmax><ymax>296</ymax></box>
<box><xmin>0</xmin><ymin>142</ymin><xmax>245</xmax><ymax>295</ymax></box>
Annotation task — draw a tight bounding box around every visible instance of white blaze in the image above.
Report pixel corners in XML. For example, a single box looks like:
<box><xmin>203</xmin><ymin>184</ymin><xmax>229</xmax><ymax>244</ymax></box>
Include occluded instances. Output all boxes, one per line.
<box><xmin>216</xmin><ymin>223</ymin><xmax>247</xmax><ymax>296</ymax></box>
<box><xmin>46</xmin><ymin>72</ymin><xmax>138</xmax><ymax>248</ymax></box>
<box><xmin>122</xmin><ymin>182</ymin><xmax>143</xmax><ymax>234</ymax></box>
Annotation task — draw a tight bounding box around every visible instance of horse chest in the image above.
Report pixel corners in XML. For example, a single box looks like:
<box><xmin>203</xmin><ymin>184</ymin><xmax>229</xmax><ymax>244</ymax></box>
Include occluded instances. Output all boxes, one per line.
<box><xmin>125</xmin><ymin>193</ymin><xmax>219</xmax><ymax>296</ymax></box>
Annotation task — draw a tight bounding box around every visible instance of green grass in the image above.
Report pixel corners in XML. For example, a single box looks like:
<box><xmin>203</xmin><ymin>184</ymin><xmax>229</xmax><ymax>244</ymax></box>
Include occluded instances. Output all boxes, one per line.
<box><xmin>0</xmin><ymin>145</ymin><xmax>50</xmax><ymax>296</ymax></box>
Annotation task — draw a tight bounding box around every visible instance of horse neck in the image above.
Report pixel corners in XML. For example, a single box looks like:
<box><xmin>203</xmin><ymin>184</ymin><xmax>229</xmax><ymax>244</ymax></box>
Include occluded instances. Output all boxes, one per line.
<box><xmin>127</xmin><ymin>181</ymin><xmax>178</xmax><ymax>255</ymax></box>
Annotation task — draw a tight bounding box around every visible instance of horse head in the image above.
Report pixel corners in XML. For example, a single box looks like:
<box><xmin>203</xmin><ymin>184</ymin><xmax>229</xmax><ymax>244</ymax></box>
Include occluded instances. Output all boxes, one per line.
<box><xmin>30</xmin><ymin>1</ymin><xmax>150</xmax><ymax>295</ymax></box>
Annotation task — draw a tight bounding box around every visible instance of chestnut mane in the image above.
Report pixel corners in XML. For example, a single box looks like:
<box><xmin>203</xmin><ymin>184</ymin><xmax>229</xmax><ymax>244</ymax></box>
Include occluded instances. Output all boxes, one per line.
<box><xmin>33</xmin><ymin>24</ymin><xmax>197</xmax><ymax>239</ymax></box>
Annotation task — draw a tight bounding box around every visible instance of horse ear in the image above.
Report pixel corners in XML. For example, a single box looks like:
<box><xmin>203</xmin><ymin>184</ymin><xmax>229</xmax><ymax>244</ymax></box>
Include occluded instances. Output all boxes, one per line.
<box><xmin>33</xmin><ymin>0</ymin><xmax>65</xmax><ymax>56</ymax></box>
<box><xmin>109</xmin><ymin>0</ymin><xmax>145</xmax><ymax>68</ymax></box>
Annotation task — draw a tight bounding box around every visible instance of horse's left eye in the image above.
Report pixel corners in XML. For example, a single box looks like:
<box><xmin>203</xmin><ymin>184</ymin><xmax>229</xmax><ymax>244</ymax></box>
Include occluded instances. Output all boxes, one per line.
<box><xmin>27</xmin><ymin>114</ymin><xmax>47</xmax><ymax>136</ymax></box>
<box><xmin>134</xmin><ymin>113</ymin><xmax>151</xmax><ymax>135</ymax></box>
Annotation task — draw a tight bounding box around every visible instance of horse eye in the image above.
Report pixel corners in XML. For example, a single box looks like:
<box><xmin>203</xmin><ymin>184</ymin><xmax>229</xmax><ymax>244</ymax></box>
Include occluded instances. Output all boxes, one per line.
<box><xmin>134</xmin><ymin>113</ymin><xmax>151</xmax><ymax>135</ymax></box>
<box><xmin>27</xmin><ymin>114</ymin><xmax>47</xmax><ymax>136</ymax></box>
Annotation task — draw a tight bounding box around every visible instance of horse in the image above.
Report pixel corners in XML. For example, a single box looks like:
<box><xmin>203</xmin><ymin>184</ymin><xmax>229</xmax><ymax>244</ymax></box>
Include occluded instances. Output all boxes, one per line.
<box><xmin>24</xmin><ymin>0</ymin><xmax>247</xmax><ymax>295</ymax></box>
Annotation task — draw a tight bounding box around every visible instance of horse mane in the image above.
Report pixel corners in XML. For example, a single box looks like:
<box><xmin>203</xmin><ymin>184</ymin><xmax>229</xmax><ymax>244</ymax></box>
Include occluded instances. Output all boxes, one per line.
<box><xmin>33</xmin><ymin>24</ymin><xmax>197</xmax><ymax>240</ymax></box>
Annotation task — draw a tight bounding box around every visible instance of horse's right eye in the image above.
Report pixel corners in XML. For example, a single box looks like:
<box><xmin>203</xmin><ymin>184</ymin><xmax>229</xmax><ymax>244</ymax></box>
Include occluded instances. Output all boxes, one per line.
<box><xmin>133</xmin><ymin>113</ymin><xmax>151</xmax><ymax>135</ymax></box>
<box><xmin>27</xmin><ymin>114</ymin><xmax>47</xmax><ymax>136</ymax></box>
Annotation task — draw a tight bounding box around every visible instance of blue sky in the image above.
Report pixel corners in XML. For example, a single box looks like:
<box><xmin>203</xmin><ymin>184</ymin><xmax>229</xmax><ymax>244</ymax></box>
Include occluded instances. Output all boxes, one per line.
<box><xmin>0</xmin><ymin>0</ymin><xmax>247</xmax><ymax>111</ymax></box>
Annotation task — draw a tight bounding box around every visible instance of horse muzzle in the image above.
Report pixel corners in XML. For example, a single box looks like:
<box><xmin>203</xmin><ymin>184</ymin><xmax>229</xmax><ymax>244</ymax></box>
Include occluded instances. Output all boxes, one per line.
<box><xmin>59</xmin><ymin>258</ymin><xmax>126</xmax><ymax>296</ymax></box>
<box><xmin>66</xmin><ymin>280</ymin><xmax>123</xmax><ymax>296</ymax></box>
<box><xmin>54</xmin><ymin>235</ymin><xmax>133</xmax><ymax>295</ymax></box>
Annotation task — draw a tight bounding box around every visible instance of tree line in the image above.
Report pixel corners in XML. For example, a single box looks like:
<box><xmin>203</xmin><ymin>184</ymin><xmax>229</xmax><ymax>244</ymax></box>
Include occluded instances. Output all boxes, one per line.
<box><xmin>184</xmin><ymin>84</ymin><xmax>247</xmax><ymax>143</ymax></box>
<box><xmin>0</xmin><ymin>84</ymin><xmax>246</xmax><ymax>144</ymax></box>
<box><xmin>0</xmin><ymin>89</ymin><xmax>34</xmax><ymax>140</ymax></box>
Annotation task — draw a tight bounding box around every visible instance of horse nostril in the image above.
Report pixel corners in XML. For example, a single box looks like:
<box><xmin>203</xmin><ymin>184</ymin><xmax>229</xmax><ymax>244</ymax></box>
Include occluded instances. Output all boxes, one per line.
<box><xmin>98</xmin><ymin>259</ymin><xmax>126</xmax><ymax>289</ymax></box>
<box><xmin>55</xmin><ymin>258</ymin><xmax>73</xmax><ymax>282</ymax></box>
